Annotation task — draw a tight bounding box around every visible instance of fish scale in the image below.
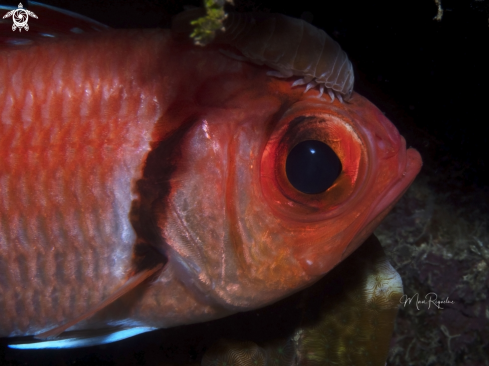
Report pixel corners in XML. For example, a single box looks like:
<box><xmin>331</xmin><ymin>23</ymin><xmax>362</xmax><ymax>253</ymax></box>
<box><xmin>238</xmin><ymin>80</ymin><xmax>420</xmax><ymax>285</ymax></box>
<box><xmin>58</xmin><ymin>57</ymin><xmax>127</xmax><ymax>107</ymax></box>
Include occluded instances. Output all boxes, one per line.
<box><xmin>0</xmin><ymin>5</ymin><xmax>422</xmax><ymax>351</ymax></box>
<box><xmin>0</xmin><ymin>30</ymin><xmax>166</xmax><ymax>337</ymax></box>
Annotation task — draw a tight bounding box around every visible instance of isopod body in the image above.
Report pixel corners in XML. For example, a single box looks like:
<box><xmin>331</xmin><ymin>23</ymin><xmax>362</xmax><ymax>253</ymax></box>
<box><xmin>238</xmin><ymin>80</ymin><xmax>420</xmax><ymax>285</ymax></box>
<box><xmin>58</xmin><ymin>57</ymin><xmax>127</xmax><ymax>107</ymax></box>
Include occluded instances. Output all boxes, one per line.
<box><xmin>172</xmin><ymin>10</ymin><xmax>354</xmax><ymax>101</ymax></box>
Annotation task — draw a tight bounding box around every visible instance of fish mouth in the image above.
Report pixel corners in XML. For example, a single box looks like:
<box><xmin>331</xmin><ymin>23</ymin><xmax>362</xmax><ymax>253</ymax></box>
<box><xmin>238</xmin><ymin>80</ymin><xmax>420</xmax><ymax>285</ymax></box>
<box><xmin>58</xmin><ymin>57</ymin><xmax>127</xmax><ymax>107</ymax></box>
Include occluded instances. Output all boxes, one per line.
<box><xmin>341</xmin><ymin>143</ymin><xmax>422</xmax><ymax>260</ymax></box>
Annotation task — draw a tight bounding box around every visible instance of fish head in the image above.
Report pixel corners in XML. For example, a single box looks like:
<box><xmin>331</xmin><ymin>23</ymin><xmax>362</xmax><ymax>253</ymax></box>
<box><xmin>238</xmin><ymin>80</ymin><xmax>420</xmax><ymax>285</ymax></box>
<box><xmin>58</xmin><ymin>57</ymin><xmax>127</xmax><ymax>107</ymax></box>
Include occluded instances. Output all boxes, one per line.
<box><xmin>140</xmin><ymin>43</ymin><xmax>422</xmax><ymax>313</ymax></box>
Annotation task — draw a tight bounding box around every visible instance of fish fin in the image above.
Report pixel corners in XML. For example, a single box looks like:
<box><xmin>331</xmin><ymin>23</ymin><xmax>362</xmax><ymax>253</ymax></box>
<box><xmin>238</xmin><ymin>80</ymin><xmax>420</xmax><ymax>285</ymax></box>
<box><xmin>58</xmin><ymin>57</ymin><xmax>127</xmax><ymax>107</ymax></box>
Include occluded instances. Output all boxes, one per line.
<box><xmin>9</xmin><ymin>326</ymin><xmax>157</xmax><ymax>349</ymax></box>
<box><xmin>35</xmin><ymin>263</ymin><xmax>164</xmax><ymax>340</ymax></box>
<box><xmin>0</xmin><ymin>1</ymin><xmax>109</xmax><ymax>47</ymax></box>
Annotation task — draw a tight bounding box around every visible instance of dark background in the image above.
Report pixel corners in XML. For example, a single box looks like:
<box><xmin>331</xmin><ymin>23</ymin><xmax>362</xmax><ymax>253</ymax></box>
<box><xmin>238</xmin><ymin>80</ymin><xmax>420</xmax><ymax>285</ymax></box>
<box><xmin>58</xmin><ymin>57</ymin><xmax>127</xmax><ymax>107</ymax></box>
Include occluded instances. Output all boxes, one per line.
<box><xmin>0</xmin><ymin>0</ymin><xmax>487</xmax><ymax>365</ymax></box>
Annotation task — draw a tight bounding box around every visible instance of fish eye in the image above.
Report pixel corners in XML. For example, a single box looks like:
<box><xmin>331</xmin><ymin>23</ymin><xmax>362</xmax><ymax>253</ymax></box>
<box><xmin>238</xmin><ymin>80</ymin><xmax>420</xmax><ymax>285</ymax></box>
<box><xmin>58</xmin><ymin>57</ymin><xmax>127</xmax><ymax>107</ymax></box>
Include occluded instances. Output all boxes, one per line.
<box><xmin>261</xmin><ymin>111</ymin><xmax>363</xmax><ymax>220</ymax></box>
<box><xmin>286</xmin><ymin>140</ymin><xmax>342</xmax><ymax>194</ymax></box>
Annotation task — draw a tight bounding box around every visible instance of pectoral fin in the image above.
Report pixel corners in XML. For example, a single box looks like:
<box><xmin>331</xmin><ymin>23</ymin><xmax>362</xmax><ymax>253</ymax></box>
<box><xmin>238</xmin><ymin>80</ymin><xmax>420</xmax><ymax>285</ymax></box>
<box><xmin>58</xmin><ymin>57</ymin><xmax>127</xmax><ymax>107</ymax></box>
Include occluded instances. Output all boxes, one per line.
<box><xmin>8</xmin><ymin>326</ymin><xmax>156</xmax><ymax>349</ymax></box>
<box><xmin>34</xmin><ymin>263</ymin><xmax>164</xmax><ymax>340</ymax></box>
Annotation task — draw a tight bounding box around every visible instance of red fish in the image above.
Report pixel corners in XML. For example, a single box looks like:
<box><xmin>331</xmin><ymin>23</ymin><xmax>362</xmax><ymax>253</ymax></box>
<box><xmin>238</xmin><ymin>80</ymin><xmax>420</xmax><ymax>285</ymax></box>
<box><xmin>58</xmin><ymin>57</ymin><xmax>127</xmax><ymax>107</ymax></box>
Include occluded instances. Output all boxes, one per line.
<box><xmin>0</xmin><ymin>3</ymin><xmax>422</xmax><ymax>348</ymax></box>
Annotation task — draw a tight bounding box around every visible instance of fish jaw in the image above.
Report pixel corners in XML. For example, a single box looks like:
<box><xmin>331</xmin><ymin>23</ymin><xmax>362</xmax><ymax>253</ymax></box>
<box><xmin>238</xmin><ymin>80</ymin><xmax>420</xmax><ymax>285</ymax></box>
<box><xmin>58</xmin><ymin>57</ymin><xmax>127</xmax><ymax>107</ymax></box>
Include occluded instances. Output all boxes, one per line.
<box><xmin>335</xmin><ymin>93</ymin><xmax>423</xmax><ymax>262</ymax></box>
<box><xmin>150</xmin><ymin>63</ymin><xmax>422</xmax><ymax>316</ymax></box>
<box><xmin>255</xmin><ymin>91</ymin><xmax>422</xmax><ymax>279</ymax></box>
<box><xmin>340</xmin><ymin>140</ymin><xmax>422</xmax><ymax>262</ymax></box>
<box><xmin>286</xmin><ymin>93</ymin><xmax>423</xmax><ymax>276</ymax></box>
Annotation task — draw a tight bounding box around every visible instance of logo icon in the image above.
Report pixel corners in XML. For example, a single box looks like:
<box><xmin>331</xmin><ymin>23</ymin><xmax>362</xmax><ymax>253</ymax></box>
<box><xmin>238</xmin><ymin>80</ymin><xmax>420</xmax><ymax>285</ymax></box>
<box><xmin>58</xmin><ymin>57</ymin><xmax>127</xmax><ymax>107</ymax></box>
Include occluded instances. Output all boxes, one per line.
<box><xmin>2</xmin><ymin>3</ymin><xmax>38</xmax><ymax>32</ymax></box>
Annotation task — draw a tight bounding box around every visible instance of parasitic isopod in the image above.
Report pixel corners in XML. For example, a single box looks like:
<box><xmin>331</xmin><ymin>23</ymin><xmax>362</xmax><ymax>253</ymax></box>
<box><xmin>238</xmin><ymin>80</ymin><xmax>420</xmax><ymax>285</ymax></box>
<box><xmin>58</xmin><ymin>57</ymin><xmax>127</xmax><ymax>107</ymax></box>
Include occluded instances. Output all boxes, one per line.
<box><xmin>172</xmin><ymin>9</ymin><xmax>354</xmax><ymax>102</ymax></box>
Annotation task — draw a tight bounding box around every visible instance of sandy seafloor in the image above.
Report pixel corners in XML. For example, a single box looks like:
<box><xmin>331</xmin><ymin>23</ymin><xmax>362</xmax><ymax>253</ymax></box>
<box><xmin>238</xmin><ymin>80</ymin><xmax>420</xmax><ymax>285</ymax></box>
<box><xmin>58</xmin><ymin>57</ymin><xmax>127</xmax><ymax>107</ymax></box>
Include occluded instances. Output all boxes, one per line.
<box><xmin>0</xmin><ymin>0</ymin><xmax>488</xmax><ymax>365</ymax></box>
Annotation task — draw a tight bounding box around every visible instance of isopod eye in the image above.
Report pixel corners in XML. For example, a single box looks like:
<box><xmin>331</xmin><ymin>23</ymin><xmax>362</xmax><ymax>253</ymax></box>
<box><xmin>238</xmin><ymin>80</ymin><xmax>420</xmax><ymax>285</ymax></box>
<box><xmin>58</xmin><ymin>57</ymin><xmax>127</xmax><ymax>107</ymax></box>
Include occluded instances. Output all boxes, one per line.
<box><xmin>286</xmin><ymin>140</ymin><xmax>342</xmax><ymax>194</ymax></box>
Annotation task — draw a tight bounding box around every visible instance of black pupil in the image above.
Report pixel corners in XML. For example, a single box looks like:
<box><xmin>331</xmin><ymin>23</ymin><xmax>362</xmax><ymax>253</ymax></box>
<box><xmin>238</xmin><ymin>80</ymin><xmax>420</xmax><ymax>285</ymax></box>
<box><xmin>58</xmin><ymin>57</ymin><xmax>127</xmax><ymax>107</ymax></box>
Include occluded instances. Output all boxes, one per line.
<box><xmin>285</xmin><ymin>140</ymin><xmax>342</xmax><ymax>194</ymax></box>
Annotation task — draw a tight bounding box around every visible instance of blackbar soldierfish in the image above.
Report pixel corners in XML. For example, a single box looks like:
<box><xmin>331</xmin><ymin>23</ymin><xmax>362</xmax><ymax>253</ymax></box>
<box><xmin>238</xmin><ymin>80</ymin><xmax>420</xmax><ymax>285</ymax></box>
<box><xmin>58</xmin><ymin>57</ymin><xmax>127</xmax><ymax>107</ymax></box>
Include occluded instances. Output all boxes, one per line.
<box><xmin>0</xmin><ymin>2</ymin><xmax>422</xmax><ymax>349</ymax></box>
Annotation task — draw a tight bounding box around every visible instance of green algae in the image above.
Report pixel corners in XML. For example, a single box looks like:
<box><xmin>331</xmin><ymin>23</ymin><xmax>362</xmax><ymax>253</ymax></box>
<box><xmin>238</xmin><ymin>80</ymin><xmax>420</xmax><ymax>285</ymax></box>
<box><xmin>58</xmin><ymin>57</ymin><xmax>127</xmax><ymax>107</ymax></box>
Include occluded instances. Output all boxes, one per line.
<box><xmin>188</xmin><ymin>0</ymin><xmax>234</xmax><ymax>46</ymax></box>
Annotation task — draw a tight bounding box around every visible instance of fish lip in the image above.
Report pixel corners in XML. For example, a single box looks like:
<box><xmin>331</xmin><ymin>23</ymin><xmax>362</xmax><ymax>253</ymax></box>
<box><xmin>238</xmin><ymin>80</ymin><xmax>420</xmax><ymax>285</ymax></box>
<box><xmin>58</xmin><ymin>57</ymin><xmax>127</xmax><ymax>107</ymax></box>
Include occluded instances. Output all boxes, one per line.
<box><xmin>341</xmin><ymin>145</ymin><xmax>422</xmax><ymax>260</ymax></box>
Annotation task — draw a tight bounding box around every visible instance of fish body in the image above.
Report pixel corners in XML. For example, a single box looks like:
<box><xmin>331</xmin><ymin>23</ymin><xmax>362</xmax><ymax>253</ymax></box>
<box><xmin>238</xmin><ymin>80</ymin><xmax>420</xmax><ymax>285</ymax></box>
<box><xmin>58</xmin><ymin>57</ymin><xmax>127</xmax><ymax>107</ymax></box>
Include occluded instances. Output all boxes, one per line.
<box><xmin>0</xmin><ymin>4</ymin><xmax>421</xmax><ymax>347</ymax></box>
